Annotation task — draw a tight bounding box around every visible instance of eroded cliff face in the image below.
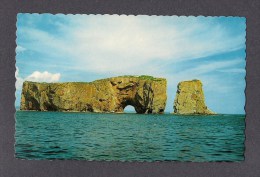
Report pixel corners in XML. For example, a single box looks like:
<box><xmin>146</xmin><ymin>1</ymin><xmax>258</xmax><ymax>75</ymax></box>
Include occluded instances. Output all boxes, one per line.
<box><xmin>173</xmin><ymin>80</ymin><xmax>215</xmax><ymax>115</ymax></box>
<box><xmin>20</xmin><ymin>76</ymin><xmax>167</xmax><ymax>114</ymax></box>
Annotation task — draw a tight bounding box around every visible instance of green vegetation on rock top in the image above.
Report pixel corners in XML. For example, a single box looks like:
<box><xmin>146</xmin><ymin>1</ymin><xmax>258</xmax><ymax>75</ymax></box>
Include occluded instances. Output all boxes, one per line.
<box><xmin>117</xmin><ymin>75</ymin><xmax>165</xmax><ymax>81</ymax></box>
<box><xmin>23</xmin><ymin>75</ymin><xmax>166</xmax><ymax>85</ymax></box>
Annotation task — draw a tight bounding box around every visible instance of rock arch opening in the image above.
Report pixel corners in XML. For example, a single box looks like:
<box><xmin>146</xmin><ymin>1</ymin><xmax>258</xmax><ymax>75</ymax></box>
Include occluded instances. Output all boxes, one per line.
<box><xmin>124</xmin><ymin>105</ymin><xmax>136</xmax><ymax>113</ymax></box>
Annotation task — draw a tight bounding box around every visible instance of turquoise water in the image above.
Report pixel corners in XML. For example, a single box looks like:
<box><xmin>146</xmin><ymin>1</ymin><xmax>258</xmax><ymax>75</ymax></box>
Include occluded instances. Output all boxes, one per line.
<box><xmin>15</xmin><ymin>111</ymin><xmax>245</xmax><ymax>162</ymax></box>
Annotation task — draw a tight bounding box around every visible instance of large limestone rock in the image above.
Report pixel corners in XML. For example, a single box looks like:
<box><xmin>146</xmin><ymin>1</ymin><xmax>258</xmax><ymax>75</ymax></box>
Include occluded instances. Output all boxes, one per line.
<box><xmin>173</xmin><ymin>79</ymin><xmax>215</xmax><ymax>115</ymax></box>
<box><xmin>20</xmin><ymin>75</ymin><xmax>167</xmax><ymax>114</ymax></box>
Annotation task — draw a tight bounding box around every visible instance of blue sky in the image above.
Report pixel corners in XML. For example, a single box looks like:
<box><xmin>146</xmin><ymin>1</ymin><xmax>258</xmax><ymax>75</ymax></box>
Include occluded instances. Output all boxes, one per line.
<box><xmin>16</xmin><ymin>14</ymin><xmax>246</xmax><ymax>114</ymax></box>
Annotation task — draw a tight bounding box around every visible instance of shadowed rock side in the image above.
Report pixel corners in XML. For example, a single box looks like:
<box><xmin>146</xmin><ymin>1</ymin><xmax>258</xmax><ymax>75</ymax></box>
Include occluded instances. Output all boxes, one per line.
<box><xmin>173</xmin><ymin>80</ymin><xmax>215</xmax><ymax>115</ymax></box>
<box><xmin>20</xmin><ymin>76</ymin><xmax>167</xmax><ymax>114</ymax></box>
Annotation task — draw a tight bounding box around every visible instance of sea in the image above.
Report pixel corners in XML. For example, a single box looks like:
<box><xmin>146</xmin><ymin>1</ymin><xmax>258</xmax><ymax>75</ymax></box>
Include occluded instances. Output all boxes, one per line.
<box><xmin>15</xmin><ymin>111</ymin><xmax>245</xmax><ymax>162</ymax></box>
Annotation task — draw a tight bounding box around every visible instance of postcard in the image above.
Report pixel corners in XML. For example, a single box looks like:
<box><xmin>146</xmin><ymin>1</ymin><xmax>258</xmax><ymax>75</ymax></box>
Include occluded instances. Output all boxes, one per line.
<box><xmin>15</xmin><ymin>14</ymin><xmax>246</xmax><ymax>161</ymax></box>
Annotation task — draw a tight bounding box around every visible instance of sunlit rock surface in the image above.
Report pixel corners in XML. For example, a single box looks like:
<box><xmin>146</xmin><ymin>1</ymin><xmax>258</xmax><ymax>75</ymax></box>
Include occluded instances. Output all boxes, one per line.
<box><xmin>20</xmin><ymin>75</ymin><xmax>167</xmax><ymax>114</ymax></box>
<box><xmin>173</xmin><ymin>79</ymin><xmax>215</xmax><ymax>115</ymax></box>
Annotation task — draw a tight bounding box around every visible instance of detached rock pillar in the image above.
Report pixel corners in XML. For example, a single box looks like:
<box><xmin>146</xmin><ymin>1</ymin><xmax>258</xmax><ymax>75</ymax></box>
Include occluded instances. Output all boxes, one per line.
<box><xmin>173</xmin><ymin>79</ymin><xmax>215</xmax><ymax>115</ymax></box>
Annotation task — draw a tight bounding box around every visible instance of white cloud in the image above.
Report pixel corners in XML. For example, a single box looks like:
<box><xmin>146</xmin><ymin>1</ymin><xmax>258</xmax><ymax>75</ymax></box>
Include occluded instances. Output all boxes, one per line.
<box><xmin>160</xmin><ymin>59</ymin><xmax>243</xmax><ymax>86</ymax></box>
<box><xmin>178</xmin><ymin>59</ymin><xmax>244</xmax><ymax>76</ymax></box>
<box><xmin>217</xmin><ymin>68</ymin><xmax>246</xmax><ymax>73</ymax></box>
<box><xmin>16</xmin><ymin>45</ymin><xmax>26</xmax><ymax>53</ymax></box>
<box><xmin>19</xmin><ymin>15</ymin><xmax>245</xmax><ymax>76</ymax></box>
<box><xmin>70</xmin><ymin>16</ymin><xmax>244</xmax><ymax>74</ymax></box>
<box><xmin>25</xmin><ymin>71</ymin><xmax>61</xmax><ymax>82</ymax></box>
<box><xmin>15</xmin><ymin>67</ymin><xmax>24</xmax><ymax>90</ymax></box>
<box><xmin>16</xmin><ymin>67</ymin><xmax>61</xmax><ymax>90</ymax></box>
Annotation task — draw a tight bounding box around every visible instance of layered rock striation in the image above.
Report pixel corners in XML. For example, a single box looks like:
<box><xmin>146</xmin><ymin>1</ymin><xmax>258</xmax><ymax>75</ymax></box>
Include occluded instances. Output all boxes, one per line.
<box><xmin>173</xmin><ymin>79</ymin><xmax>215</xmax><ymax>115</ymax></box>
<box><xmin>20</xmin><ymin>75</ymin><xmax>167</xmax><ymax>114</ymax></box>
